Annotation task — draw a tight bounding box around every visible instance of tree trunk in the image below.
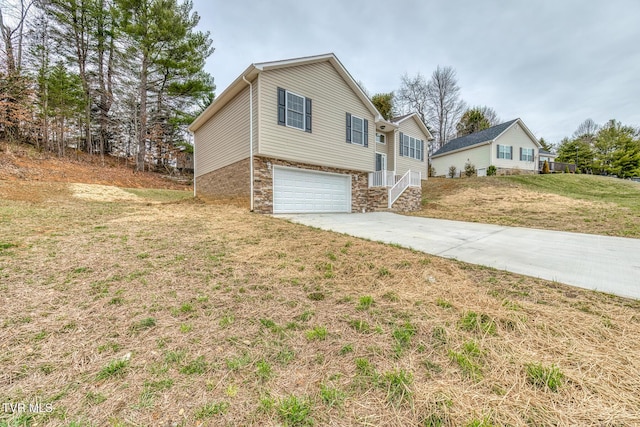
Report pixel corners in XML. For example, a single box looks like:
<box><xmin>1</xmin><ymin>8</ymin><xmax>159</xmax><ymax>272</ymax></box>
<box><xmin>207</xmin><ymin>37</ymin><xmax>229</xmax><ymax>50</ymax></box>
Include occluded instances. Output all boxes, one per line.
<box><xmin>137</xmin><ymin>52</ymin><xmax>148</xmax><ymax>171</ymax></box>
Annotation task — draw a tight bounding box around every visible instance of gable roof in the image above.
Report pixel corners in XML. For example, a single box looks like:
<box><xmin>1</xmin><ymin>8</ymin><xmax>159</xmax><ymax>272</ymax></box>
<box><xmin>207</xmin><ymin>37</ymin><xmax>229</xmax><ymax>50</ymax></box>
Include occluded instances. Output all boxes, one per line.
<box><xmin>189</xmin><ymin>53</ymin><xmax>382</xmax><ymax>132</ymax></box>
<box><xmin>432</xmin><ymin>118</ymin><xmax>539</xmax><ymax>158</ymax></box>
<box><xmin>392</xmin><ymin>113</ymin><xmax>434</xmax><ymax>140</ymax></box>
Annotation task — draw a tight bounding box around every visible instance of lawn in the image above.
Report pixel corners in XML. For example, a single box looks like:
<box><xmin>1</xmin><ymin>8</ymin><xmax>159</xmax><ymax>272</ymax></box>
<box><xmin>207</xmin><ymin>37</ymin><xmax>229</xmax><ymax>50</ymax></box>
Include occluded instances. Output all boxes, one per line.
<box><xmin>1</xmin><ymin>180</ymin><xmax>639</xmax><ymax>426</ymax></box>
<box><xmin>417</xmin><ymin>174</ymin><xmax>640</xmax><ymax>237</ymax></box>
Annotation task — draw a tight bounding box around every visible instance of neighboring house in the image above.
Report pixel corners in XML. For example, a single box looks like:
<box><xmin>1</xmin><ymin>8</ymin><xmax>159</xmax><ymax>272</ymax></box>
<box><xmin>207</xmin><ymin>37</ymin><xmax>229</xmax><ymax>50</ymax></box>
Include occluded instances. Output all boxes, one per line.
<box><xmin>538</xmin><ymin>149</ymin><xmax>573</xmax><ymax>173</ymax></box>
<box><xmin>430</xmin><ymin>119</ymin><xmax>542</xmax><ymax>177</ymax></box>
<box><xmin>188</xmin><ymin>53</ymin><xmax>432</xmax><ymax>213</ymax></box>
<box><xmin>538</xmin><ymin>149</ymin><xmax>556</xmax><ymax>166</ymax></box>
<box><xmin>176</xmin><ymin>150</ymin><xmax>194</xmax><ymax>172</ymax></box>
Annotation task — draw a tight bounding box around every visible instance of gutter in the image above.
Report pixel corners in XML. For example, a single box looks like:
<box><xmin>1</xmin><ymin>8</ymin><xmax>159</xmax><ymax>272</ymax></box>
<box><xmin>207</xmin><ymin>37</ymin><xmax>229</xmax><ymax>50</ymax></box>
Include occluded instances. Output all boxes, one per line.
<box><xmin>242</xmin><ymin>76</ymin><xmax>254</xmax><ymax>211</ymax></box>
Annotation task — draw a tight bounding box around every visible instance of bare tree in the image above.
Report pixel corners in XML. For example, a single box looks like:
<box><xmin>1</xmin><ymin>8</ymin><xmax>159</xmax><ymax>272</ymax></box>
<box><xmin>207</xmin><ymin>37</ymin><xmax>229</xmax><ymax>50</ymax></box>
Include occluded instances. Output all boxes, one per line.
<box><xmin>0</xmin><ymin>0</ymin><xmax>34</xmax><ymax>73</ymax></box>
<box><xmin>425</xmin><ymin>66</ymin><xmax>465</xmax><ymax>149</ymax></box>
<box><xmin>398</xmin><ymin>72</ymin><xmax>429</xmax><ymax>125</ymax></box>
<box><xmin>573</xmin><ymin>118</ymin><xmax>599</xmax><ymax>142</ymax></box>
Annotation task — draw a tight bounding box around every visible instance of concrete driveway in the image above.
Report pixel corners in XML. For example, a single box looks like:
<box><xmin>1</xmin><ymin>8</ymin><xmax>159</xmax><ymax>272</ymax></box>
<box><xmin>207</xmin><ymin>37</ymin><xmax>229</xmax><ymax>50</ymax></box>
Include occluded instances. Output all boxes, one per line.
<box><xmin>279</xmin><ymin>212</ymin><xmax>640</xmax><ymax>300</ymax></box>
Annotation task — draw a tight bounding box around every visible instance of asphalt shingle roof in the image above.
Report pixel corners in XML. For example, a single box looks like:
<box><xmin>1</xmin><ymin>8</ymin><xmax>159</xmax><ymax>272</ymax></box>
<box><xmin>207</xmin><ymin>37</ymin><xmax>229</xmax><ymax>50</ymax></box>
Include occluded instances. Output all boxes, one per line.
<box><xmin>433</xmin><ymin>119</ymin><xmax>519</xmax><ymax>157</ymax></box>
<box><xmin>391</xmin><ymin>113</ymin><xmax>413</xmax><ymax>123</ymax></box>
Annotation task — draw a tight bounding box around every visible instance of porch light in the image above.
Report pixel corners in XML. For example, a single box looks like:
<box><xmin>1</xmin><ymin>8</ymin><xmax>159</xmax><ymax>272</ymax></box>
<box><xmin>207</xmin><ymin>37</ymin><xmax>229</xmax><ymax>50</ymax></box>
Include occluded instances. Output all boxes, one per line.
<box><xmin>380</xmin><ymin>125</ymin><xmax>386</xmax><ymax>130</ymax></box>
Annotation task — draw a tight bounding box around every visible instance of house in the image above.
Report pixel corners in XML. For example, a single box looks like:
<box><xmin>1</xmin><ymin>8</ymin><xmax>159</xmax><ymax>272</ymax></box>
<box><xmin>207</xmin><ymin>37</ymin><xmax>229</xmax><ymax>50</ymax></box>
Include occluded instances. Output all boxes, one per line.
<box><xmin>188</xmin><ymin>53</ymin><xmax>432</xmax><ymax>213</ymax></box>
<box><xmin>538</xmin><ymin>149</ymin><xmax>556</xmax><ymax>167</ymax></box>
<box><xmin>175</xmin><ymin>150</ymin><xmax>194</xmax><ymax>172</ymax></box>
<box><xmin>430</xmin><ymin>119</ymin><xmax>542</xmax><ymax>177</ymax></box>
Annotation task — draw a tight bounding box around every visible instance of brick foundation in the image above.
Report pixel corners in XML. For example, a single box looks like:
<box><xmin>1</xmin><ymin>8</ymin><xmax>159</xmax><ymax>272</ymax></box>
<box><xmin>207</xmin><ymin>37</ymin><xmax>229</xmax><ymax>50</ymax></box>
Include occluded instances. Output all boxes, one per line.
<box><xmin>253</xmin><ymin>156</ymin><xmax>422</xmax><ymax>214</ymax></box>
<box><xmin>391</xmin><ymin>186</ymin><xmax>422</xmax><ymax>211</ymax></box>
<box><xmin>196</xmin><ymin>156</ymin><xmax>422</xmax><ymax>213</ymax></box>
<box><xmin>496</xmin><ymin>168</ymin><xmax>536</xmax><ymax>176</ymax></box>
<box><xmin>196</xmin><ymin>158</ymin><xmax>250</xmax><ymax>203</ymax></box>
<box><xmin>253</xmin><ymin>156</ymin><xmax>370</xmax><ymax>214</ymax></box>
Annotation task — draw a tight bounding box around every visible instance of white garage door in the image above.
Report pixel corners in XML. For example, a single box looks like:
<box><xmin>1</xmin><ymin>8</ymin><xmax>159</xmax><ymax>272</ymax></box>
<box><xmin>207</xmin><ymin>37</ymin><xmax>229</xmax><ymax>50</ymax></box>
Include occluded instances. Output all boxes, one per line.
<box><xmin>273</xmin><ymin>167</ymin><xmax>351</xmax><ymax>213</ymax></box>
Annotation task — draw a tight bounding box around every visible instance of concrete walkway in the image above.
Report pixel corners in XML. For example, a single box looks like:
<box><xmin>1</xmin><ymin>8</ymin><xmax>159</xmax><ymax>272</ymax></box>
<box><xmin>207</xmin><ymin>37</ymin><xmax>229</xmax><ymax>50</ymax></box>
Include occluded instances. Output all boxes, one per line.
<box><xmin>279</xmin><ymin>212</ymin><xmax>640</xmax><ymax>300</ymax></box>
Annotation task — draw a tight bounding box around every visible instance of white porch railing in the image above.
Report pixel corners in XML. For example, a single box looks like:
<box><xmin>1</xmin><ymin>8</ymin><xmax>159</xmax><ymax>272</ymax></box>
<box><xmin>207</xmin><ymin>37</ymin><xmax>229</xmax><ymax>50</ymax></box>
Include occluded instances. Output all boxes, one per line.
<box><xmin>368</xmin><ymin>170</ymin><xmax>397</xmax><ymax>187</ymax></box>
<box><xmin>409</xmin><ymin>170</ymin><xmax>421</xmax><ymax>187</ymax></box>
<box><xmin>389</xmin><ymin>170</ymin><xmax>421</xmax><ymax>208</ymax></box>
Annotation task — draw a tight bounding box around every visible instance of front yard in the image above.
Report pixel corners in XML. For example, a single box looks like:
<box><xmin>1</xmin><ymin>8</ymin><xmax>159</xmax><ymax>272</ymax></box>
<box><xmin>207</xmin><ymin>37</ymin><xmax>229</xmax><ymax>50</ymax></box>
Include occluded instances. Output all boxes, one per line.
<box><xmin>1</xmin><ymin>180</ymin><xmax>639</xmax><ymax>426</ymax></box>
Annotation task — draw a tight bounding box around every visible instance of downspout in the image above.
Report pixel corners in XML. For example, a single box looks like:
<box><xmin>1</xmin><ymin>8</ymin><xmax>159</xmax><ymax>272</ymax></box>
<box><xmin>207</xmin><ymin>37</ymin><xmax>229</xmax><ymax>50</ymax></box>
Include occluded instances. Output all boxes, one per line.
<box><xmin>242</xmin><ymin>76</ymin><xmax>254</xmax><ymax>211</ymax></box>
<box><xmin>192</xmin><ymin>131</ymin><xmax>196</xmax><ymax>198</ymax></box>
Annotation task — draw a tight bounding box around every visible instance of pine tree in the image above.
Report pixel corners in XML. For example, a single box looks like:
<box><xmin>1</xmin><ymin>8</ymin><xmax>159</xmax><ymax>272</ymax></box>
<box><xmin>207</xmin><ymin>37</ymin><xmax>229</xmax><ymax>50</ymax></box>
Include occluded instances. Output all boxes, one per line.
<box><xmin>116</xmin><ymin>0</ymin><xmax>214</xmax><ymax>170</ymax></box>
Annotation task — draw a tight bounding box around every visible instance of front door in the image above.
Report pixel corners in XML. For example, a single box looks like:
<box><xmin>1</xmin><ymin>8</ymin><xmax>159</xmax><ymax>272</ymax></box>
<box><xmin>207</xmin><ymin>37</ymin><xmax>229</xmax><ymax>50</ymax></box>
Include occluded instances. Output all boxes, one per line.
<box><xmin>375</xmin><ymin>153</ymin><xmax>387</xmax><ymax>171</ymax></box>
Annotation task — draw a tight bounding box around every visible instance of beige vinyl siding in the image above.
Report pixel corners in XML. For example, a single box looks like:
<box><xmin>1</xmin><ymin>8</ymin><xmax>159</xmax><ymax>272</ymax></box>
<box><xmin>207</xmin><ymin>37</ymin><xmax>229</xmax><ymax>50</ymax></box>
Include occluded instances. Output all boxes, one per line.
<box><xmin>258</xmin><ymin>62</ymin><xmax>375</xmax><ymax>172</ymax></box>
<box><xmin>492</xmin><ymin>124</ymin><xmax>538</xmax><ymax>171</ymax></box>
<box><xmin>396</xmin><ymin>117</ymin><xmax>428</xmax><ymax>178</ymax></box>
<box><xmin>431</xmin><ymin>144</ymin><xmax>491</xmax><ymax>177</ymax></box>
<box><xmin>194</xmin><ymin>86</ymin><xmax>251</xmax><ymax>178</ymax></box>
<box><xmin>375</xmin><ymin>131</ymin><xmax>389</xmax><ymax>156</ymax></box>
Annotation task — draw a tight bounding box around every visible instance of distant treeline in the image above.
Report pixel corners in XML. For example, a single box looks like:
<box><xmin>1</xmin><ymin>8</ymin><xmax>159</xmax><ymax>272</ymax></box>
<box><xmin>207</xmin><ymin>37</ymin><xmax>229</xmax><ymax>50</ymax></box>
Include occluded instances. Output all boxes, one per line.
<box><xmin>0</xmin><ymin>0</ymin><xmax>214</xmax><ymax>170</ymax></box>
<box><xmin>555</xmin><ymin>119</ymin><xmax>640</xmax><ymax>178</ymax></box>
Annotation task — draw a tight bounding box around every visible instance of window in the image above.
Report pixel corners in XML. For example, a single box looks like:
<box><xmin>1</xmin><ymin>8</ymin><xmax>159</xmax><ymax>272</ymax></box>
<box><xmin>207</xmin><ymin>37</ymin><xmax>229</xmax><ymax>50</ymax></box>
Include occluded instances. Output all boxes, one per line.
<box><xmin>376</xmin><ymin>133</ymin><xmax>385</xmax><ymax>143</ymax></box>
<box><xmin>277</xmin><ymin>87</ymin><xmax>312</xmax><ymax>132</ymax></box>
<box><xmin>345</xmin><ymin>113</ymin><xmax>368</xmax><ymax>147</ymax></box>
<box><xmin>520</xmin><ymin>147</ymin><xmax>534</xmax><ymax>162</ymax></box>
<box><xmin>286</xmin><ymin>92</ymin><xmax>304</xmax><ymax>129</ymax></box>
<box><xmin>399</xmin><ymin>133</ymin><xmax>424</xmax><ymax>161</ymax></box>
<box><xmin>352</xmin><ymin>116</ymin><xmax>364</xmax><ymax>145</ymax></box>
<box><xmin>497</xmin><ymin>144</ymin><xmax>512</xmax><ymax>160</ymax></box>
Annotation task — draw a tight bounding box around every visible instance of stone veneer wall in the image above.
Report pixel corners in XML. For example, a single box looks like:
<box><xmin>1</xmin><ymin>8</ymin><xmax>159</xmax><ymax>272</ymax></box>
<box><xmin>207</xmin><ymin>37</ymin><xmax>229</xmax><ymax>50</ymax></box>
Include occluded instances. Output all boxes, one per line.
<box><xmin>253</xmin><ymin>156</ymin><xmax>370</xmax><ymax>214</ymax></box>
<box><xmin>496</xmin><ymin>168</ymin><xmax>536</xmax><ymax>176</ymax></box>
<box><xmin>196</xmin><ymin>158</ymin><xmax>250</xmax><ymax>200</ymax></box>
<box><xmin>391</xmin><ymin>186</ymin><xmax>422</xmax><ymax>212</ymax></box>
<box><xmin>366</xmin><ymin>187</ymin><xmax>388</xmax><ymax>211</ymax></box>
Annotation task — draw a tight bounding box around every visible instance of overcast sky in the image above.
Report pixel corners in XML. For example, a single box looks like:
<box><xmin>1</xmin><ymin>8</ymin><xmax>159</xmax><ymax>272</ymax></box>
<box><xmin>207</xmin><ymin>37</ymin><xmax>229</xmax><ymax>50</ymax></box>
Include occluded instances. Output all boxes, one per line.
<box><xmin>192</xmin><ymin>0</ymin><xmax>639</xmax><ymax>145</ymax></box>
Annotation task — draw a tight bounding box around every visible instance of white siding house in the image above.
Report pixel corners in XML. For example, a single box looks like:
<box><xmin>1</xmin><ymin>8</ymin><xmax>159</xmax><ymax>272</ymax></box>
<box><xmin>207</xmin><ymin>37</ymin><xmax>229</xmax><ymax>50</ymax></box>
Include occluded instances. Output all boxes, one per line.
<box><xmin>431</xmin><ymin>119</ymin><xmax>542</xmax><ymax>177</ymax></box>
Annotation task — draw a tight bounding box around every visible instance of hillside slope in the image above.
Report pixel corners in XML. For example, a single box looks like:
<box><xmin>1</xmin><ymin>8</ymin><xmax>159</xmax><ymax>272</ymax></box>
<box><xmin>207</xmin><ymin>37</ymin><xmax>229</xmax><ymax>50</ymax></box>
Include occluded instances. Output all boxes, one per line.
<box><xmin>0</xmin><ymin>142</ymin><xmax>191</xmax><ymax>191</ymax></box>
<box><xmin>418</xmin><ymin>175</ymin><xmax>640</xmax><ymax>237</ymax></box>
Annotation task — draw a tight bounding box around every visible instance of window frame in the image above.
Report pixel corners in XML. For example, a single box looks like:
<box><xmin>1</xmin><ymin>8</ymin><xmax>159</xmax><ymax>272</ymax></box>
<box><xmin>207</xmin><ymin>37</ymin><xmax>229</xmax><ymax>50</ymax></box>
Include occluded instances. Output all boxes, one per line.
<box><xmin>497</xmin><ymin>144</ymin><xmax>513</xmax><ymax>160</ymax></box>
<box><xmin>376</xmin><ymin>133</ymin><xmax>386</xmax><ymax>144</ymax></box>
<box><xmin>285</xmin><ymin>90</ymin><xmax>305</xmax><ymax>131</ymax></box>
<box><xmin>401</xmin><ymin>134</ymin><xmax>423</xmax><ymax>161</ymax></box>
<box><xmin>351</xmin><ymin>115</ymin><xmax>365</xmax><ymax>146</ymax></box>
<box><xmin>521</xmin><ymin>147</ymin><xmax>534</xmax><ymax>162</ymax></box>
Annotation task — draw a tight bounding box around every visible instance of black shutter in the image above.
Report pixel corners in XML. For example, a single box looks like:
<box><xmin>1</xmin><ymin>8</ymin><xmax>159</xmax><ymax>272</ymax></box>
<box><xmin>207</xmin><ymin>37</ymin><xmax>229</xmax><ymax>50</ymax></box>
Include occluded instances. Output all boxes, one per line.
<box><xmin>509</xmin><ymin>146</ymin><xmax>513</xmax><ymax>160</ymax></box>
<box><xmin>305</xmin><ymin>98</ymin><xmax>312</xmax><ymax>133</ymax></box>
<box><xmin>496</xmin><ymin>144</ymin><xmax>500</xmax><ymax>158</ymax></box>
<box><xmin>519</xmin><ymin>147</ymin><xmax>523</xmax><ymax>161</ymax></box>
<box><xmin>277</xmin><ymin>88</ymin><xmax>286</xmax><ymax>126</ymax></box>
<box><xmin>363</xmin><ymin>119</ymin><xmax>369</xmax><ymax>147</ymax></box>
<box><xmin>420</xmin><ymin>140</ymin><xmax>424</xmax><ymax>161</ymax></box>
<box><xmin>346</xmin><ymin>113</ymin><xmax>352</xmax><ymax>143</ymax></box>
<box><xmin>399</xmin><ymin>132</ymin><xmax>404</xmax><ymax>156</ymax></box>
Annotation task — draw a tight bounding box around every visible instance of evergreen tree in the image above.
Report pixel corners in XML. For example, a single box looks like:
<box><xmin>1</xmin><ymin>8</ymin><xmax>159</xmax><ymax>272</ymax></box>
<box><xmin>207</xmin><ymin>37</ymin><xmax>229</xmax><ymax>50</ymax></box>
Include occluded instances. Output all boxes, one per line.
<box><xmin>371</xmin><ymin>92</ymin><xmax>395</xmax><ymax>121</ymax></box>
<box><xmin>456</xmin><ymin>106</ymin><xmax>499</xmax><ymax>136</ymax></box>
<box><xmin>116</xmin><ymin>0</ymin><xmax>213</xmax><ymax>170</ymax></box>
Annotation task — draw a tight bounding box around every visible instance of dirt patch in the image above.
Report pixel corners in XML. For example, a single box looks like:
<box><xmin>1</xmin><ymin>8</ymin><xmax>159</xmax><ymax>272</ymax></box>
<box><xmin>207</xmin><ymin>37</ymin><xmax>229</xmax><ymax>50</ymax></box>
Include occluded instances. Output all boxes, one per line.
<box><xmin>70</xmin><ymin>183</ymin><xmax>143</xmax><ymax>202</ymax></box>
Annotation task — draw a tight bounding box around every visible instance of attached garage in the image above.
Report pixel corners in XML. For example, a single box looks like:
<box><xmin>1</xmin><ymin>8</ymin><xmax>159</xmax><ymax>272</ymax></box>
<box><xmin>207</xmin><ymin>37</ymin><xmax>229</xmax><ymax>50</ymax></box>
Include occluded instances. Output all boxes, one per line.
<box><xmin>272</xmin><ymin>167</ymin><xmax>351</xmax><ymax>213</ymax></box>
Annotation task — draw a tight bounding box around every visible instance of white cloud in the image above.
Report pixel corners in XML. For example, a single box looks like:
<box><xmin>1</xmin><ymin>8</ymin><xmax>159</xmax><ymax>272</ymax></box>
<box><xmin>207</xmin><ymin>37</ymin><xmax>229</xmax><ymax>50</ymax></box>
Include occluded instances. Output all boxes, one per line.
<box><xmin>195</xmin><ymin>0</ymin><xmax>640</xmax><ymax>144</ymax></box>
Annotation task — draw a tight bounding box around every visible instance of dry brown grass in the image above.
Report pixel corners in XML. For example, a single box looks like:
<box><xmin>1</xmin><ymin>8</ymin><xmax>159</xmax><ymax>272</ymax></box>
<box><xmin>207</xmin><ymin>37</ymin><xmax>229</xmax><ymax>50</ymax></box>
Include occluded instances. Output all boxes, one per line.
<box><xmin>0</xmin><ymin>141</ymin><xmax>191</xmax><ymax>191</ymax></box>
<box><xmin>1</xmin><ymin>180</ymin><xmax>639</xmax><ymax>426</ymax></box>
<box><xmin>417</xmin><ymin>177</ymin><xmax>640</xmax><ymax>237</ymax></box>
